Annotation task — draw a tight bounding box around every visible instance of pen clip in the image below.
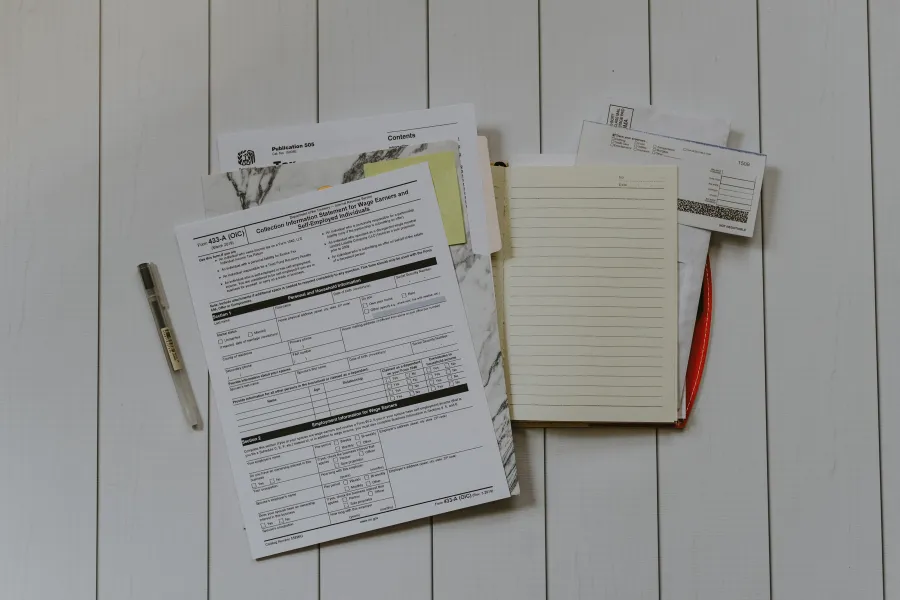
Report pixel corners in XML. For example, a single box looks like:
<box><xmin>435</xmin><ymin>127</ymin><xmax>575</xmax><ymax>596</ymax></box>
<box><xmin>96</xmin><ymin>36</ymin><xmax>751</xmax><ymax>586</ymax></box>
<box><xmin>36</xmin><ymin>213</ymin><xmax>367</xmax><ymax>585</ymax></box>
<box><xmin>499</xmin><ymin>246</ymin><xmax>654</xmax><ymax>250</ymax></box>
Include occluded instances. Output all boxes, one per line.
<box><xmin>144</xmin><ymin>262</ymin><xmax>170</xmax><ymax>309</ymax></box>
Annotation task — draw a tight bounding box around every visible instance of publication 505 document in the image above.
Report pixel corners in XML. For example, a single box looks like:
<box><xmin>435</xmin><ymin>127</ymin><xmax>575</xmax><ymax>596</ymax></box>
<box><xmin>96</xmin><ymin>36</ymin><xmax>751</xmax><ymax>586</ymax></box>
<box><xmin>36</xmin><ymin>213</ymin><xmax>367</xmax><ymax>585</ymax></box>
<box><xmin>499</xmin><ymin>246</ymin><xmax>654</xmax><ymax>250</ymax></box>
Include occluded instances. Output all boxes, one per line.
<box><xmin>176</xmin><ymin>164</ymin><xmax>510</xmax><ymax>557</ymax></box>
<box><xmin>217</xmin><ymin>104</ymin><xmax>492</xmax><ymax>255</ymax></box>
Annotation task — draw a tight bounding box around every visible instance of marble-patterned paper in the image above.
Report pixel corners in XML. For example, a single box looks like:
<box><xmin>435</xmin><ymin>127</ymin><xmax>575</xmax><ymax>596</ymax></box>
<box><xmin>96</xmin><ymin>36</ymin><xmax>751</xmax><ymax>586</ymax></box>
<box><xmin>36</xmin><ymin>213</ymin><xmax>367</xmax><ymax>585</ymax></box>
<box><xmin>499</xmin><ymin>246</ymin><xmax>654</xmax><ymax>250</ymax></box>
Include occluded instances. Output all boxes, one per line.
<box><xmin>203</xmin><ymin>142</ymin><xmax>519</xmax><ymax>494</ymax></box>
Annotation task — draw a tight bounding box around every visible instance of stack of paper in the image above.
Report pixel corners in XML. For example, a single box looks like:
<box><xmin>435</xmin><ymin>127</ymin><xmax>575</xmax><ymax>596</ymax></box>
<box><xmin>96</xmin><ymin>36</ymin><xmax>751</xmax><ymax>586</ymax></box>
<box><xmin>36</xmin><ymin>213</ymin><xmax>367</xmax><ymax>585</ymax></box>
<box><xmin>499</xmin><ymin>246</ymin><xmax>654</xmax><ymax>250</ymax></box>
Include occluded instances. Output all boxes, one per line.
<box><xmin>174</xmin><ymin>100</ymin><xmax>766</xmax><ymax>557</ymax></box>
<box><xmin>179</xmin><ymin>105</ymin><xmax>523</xmax><ymax>558</ymax></box>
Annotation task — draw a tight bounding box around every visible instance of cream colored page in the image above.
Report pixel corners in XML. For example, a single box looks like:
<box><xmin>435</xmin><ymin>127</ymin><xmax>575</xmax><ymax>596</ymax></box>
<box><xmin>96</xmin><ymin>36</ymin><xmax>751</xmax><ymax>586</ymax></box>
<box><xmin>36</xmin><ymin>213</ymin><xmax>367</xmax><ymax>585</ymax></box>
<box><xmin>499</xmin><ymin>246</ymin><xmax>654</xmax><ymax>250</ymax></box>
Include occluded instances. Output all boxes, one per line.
<box><xmin>503</xmin><ymin>166</ymin><xmax>679</xmax><ymax>423</ymax></box>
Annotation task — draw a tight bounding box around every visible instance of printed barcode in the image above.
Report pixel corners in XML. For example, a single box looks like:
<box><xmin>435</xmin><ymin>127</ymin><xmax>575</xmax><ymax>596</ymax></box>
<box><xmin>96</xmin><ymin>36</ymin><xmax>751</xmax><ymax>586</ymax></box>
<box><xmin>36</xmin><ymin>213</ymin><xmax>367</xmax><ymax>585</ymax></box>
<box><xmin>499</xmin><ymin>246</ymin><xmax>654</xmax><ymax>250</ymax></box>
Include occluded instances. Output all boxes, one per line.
<box><xmin>678</xmin><ymin>199</ymin><xmax>749</xmax><ymax>223</ymax></box>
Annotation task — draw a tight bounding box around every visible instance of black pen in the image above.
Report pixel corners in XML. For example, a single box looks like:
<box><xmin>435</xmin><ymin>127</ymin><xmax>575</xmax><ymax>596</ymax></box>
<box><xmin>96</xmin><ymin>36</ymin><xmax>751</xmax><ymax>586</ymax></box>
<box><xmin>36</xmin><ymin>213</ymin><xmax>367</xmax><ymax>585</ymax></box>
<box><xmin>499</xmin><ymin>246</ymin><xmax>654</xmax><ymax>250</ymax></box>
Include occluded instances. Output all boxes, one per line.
<box><xmin>138</xmin><ymin>262</ymin><xmax>203</xmax><ymax>430</ymax></box>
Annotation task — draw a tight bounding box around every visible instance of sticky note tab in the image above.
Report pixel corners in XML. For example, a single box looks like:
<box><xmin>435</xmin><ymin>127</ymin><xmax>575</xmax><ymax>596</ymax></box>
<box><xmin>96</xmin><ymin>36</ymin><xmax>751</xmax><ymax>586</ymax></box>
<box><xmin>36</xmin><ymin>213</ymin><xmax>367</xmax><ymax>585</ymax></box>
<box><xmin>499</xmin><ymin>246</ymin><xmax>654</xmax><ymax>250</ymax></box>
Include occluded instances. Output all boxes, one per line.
<box><xmin>364</xmin><ymin>152</ymin><xmax>467</xmax><ymax>246</ymax></box>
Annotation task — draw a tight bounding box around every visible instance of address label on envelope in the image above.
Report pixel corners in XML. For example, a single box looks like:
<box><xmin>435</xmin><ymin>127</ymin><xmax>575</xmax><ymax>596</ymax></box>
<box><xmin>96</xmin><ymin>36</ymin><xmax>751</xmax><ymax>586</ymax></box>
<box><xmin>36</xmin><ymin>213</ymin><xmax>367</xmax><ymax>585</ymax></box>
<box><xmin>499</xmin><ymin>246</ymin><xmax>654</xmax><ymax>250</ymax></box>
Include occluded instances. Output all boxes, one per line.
<box><xmin>577</xmin><ymin>120</ymin><xmax>766</xmax><ymax>237</ymax></box>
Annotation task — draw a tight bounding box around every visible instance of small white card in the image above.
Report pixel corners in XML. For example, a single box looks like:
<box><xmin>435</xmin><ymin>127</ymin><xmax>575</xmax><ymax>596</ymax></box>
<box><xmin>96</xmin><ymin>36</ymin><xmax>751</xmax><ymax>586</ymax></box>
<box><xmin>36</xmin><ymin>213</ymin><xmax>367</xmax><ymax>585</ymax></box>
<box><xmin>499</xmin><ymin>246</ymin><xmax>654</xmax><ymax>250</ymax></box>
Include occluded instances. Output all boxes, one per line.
<box><xmin>577</xmin><ymin>120</ymin><xmax>766</xmax><ymax>237</ymax></box>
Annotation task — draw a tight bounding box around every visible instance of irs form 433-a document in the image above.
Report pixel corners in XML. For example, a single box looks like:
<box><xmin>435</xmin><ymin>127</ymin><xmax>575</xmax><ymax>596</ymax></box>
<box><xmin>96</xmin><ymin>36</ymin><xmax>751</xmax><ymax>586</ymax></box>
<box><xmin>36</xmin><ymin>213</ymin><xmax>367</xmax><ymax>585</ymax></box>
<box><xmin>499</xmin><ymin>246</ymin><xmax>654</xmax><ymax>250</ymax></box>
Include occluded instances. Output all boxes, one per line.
<box><xmin>176</xmin><ymin>164</ymin><xmax>510</xmax><ymax>557</ymax></box>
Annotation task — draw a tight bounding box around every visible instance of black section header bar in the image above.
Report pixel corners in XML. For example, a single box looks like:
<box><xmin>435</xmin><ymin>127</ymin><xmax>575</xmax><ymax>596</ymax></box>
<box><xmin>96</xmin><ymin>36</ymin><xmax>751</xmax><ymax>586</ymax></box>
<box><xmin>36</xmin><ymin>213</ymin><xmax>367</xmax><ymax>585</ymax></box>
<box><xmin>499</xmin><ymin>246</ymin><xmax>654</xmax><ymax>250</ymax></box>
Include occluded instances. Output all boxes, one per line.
<box><xmin>212</xmin><ymin>257</ymin><xmax>436</xmax><ymax>322</ymax></box>
<box><xmin>241</xmin><ymin>383</ymin><xmax>469</xmax><ymax>446</ymax></box>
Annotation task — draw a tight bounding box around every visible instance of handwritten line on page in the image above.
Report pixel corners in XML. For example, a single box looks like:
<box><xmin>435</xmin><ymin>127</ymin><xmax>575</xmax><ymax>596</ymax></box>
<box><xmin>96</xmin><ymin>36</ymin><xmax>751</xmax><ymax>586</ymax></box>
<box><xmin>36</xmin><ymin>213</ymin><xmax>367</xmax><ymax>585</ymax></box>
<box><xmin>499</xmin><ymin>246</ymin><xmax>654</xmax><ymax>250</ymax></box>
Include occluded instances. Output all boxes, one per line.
<box><xmin>498</xmin><ymin>166</ymin><xmax>679</xmax><ymax>424</ymax></box>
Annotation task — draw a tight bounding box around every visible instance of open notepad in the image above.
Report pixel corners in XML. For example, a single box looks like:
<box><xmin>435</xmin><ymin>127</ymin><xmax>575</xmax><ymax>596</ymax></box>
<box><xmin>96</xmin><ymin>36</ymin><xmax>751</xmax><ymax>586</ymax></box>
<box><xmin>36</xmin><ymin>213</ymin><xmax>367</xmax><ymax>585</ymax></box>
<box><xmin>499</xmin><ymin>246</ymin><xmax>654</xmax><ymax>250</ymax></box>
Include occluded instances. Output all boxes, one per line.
<box><xmin>493</xmin><ymin>166</ymin><xmax>680</xmax><ymax>424</ymax></box>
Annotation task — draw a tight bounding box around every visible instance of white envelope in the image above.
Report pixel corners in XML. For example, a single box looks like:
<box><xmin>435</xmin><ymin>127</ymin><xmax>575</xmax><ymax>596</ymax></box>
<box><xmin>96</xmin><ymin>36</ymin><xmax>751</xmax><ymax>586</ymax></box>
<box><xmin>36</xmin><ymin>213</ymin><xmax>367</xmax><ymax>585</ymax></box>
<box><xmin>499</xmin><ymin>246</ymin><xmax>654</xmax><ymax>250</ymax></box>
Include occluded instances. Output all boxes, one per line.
<box><xmin>578</xmin><ymin>120</ymin><xmax>766</xmax><ymax>238</ymax></box>
<box><xmin>604</xmin><ymin>101</ymin><xmax>730</xmax><ymax>145</ymax></box>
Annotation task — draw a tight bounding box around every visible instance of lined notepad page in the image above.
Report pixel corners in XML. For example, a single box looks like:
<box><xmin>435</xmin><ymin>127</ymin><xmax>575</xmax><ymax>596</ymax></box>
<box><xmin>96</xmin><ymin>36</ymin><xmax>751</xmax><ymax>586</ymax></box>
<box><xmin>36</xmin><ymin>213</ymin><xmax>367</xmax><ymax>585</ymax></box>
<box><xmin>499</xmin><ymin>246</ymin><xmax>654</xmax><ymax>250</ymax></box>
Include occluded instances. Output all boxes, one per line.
<box><xmin>501</xmin><ymin>166</ymin><xmax>679</xmax><ymax>423</ymax></box>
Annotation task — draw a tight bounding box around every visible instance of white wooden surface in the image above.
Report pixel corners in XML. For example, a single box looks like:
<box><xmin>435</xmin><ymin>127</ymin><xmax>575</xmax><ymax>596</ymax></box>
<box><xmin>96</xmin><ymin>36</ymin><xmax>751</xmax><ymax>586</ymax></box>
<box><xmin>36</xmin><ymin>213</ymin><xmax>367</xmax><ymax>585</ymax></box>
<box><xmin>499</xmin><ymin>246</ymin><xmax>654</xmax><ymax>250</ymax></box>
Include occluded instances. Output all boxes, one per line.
<box><xmin>99</xmin><ymin>0</ymin><xmax>209</xmax><ymax>597</ymax></box>
<box><xmin>1</xmin><ymin>1</ymin><xmax>894</xmax><ymax>599</ymax></box>
<box><xmin>0</xmin><ymin>2</ymin><xmax>98</xmax><ymax>599</ymax></box>
<box><xmin>759</xmin><ymin>0</ymin><xmax>884</xmax><ymax>598</ymax></box>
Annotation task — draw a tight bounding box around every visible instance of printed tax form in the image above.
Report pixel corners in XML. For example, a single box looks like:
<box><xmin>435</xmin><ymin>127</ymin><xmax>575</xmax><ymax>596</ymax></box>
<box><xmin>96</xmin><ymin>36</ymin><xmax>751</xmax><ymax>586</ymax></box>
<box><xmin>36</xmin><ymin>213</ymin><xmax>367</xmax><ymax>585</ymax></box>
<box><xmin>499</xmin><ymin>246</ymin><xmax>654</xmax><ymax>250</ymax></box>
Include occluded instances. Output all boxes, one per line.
<box><xmin>177</xmin><ymin>164</ymin><xmax>510</xmax><ymax>557</ymax></box>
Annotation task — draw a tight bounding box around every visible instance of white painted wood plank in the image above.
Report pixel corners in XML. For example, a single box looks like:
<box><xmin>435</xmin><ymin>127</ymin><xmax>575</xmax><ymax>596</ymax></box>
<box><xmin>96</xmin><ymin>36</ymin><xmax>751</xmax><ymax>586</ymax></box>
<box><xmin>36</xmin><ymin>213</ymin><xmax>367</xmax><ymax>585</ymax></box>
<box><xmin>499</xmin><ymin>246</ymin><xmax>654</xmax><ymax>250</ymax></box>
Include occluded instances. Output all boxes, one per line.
<box><xmin>869</xmin><ymin>1</ymin><xmax>900</xmax><ymax>597</ymax></box>
<box><xmin>758</xmin><ymin>1</ymin><xmax>884</xmax><ymax>598</ymax></box>
<box><xmin>540</xmin><ymin>0</ymin><xmax>650</xmax><ymax>155</ymax></box>
<box><xmin>98</xmin><ymin>0</ymin><xmax>209</xmax><ymax>597</ymax></box>
<box><xmin>0</xmin><ymin>2</ymin><xmax>98</xmax><ymax>599</ymax></box>
<box><xmin>321</xmin><ymin>524</ymin><xmax>431</xmax><ymax>600</ymax></box>
<box><xmin>428</xmin><ymin>0</ymin><xmax>540</xmax><ymax>160</ymax></box>
<box><xmin>208</xmin><ymin>2</ymin><xmax>319</xmax><ymax>596</ymax></box>
<box><xmin>210</xmin><ymin>0</ymin><xmax>319</xmax><ymax>169</ymax></box>
<box><xmin>540</xmin><ymin>2</ymin><xmax>656</xmax><ymax>597</ymax></box>
<box><xmin>651</xmin><ymin>1</ymin><xmax>770</xmax><ymax>598</ymax></box>
<box><xmin>428</xmin><ymin>4</ymin><xmax>543</xmax><ymax>599</ymax></box>
<box><xmin>433</xmin><ymin>430</ymin><xmax>545</xmax><ymax>600</ymax></box>
<box><xmin>317</xmin><ymin>1</ymin><xmax>431</xmax><ymax>598</ymax></box>
<box><xmin>546</xmin><ymin>430</ymin><xmax>658</xmax><ymax>599</ymax></box>
<box><xmin>318</xmin><ymin>0</ymin><xmax>427</xmax><ymax>120</ymax></box>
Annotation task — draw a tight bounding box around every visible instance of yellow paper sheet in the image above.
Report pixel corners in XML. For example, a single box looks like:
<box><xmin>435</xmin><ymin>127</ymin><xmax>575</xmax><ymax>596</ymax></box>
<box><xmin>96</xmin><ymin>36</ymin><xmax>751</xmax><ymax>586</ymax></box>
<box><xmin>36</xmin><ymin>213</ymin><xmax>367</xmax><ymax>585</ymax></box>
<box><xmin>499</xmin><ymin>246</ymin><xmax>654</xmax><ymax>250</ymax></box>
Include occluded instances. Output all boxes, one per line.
<box><xmin>498</xmin><ymin>165</ymin><xmax>680</xmax><ymax>424</ymax></box>
<box><xmin>364</xmin><ymin>152</ymin><xmax>467</xmax><ymax>245</ymax></box>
